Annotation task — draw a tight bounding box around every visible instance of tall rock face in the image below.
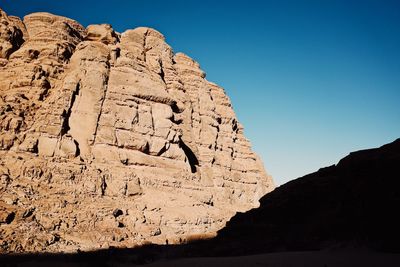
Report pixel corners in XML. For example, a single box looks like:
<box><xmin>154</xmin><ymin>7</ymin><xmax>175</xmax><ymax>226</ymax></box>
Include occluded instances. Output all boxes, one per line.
<box><xmin>0</xmin><ymin>9</ymin><xmax>274</xmax><ymax>252</ymax></box>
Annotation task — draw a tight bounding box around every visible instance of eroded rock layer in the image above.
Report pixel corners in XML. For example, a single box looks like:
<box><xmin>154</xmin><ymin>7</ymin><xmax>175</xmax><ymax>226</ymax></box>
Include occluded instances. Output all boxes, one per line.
<box><xmin>0</xmin><ymin>9</ymin><xmax>274</xmax><ymax>252</ymax></box>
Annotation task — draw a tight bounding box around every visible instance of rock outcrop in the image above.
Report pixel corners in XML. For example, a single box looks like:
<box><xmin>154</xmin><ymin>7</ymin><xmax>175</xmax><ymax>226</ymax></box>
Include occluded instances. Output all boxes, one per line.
<box><xmin>0</xmin><ymin>9</ymin><xmax>273</xmax><ymax>252</ymax></box>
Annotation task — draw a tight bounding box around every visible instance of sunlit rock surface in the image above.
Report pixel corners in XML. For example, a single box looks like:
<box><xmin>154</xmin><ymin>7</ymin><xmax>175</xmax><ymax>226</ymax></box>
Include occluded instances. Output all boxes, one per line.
<box><xmin>0</xmin><ymin>9</ymin><xmax>274</xmax><ymax>252</ymax></box>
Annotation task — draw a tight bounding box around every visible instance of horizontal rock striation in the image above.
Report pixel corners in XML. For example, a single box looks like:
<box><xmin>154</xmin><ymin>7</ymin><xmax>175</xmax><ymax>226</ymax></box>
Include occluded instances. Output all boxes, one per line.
<box><xmin>0</xmin><ymin>9</ymin><xmax>274</xmax><ymax>252</ymax></box>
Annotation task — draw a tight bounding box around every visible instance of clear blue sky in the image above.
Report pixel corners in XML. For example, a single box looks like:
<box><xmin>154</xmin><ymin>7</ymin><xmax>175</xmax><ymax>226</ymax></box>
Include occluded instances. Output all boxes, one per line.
<box><xmin>2</xmin><ymin>0</ymin><xmax>399</xmax><ymax>185</ymax></box>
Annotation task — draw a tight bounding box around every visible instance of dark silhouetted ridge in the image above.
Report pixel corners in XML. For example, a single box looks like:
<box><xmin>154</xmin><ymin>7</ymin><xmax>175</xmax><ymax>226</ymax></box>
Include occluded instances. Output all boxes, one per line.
<box><xmin>207</xmin><ymin>138</ymin><xmax>400</xmax><ymax>255</ymax></box>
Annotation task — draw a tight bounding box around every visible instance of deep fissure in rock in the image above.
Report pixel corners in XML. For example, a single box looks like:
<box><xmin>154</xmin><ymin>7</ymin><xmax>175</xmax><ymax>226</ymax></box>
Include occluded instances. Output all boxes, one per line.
<box><xmin>157</xmin><ymin>145</ymin><xmax>168</xmax><ymax>156</ymax></box>
<box><xmin>179</xmin><ymin>139</ymin><xmax>199</xmax><ymax>173</ymax></box>
<box><xmin>61</xmin><ymin>82</ymin><xmax>80</xmax><ymax>136</ymax></box>
<box><xmin>73</xmin><ymin>139</ymin><xmax>80</xmax><ymax>156</ymax></box>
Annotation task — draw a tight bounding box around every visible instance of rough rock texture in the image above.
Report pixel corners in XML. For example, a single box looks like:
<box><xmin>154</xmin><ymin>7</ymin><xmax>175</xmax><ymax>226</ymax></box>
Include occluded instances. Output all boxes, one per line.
<box><xmin>0</xmin><ymin>9</ymin><xmax>24</xmax><ymax>59</ymax></box>
<box><xmin>0</xmin><ymin>9</ymin><xmax>274</xmax><ymax>253</ymax></box>
<box><xmin>1</xmin><ymin>142</ymin><xmax>399</xmax><ymax>267</ymax></box>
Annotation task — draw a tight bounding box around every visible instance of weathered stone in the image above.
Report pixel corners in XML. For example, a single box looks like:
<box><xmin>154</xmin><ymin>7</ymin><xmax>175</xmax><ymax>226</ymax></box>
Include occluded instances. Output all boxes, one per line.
<box><xmin>0</xmin><ymin>9</ymin><xmax>24</xmax><ymax>58</ymax></box>
<box><xmin>0</xmin><ymin>8</ymin><xmax>274</xmax><ymax>253</ymax></box>
<box><xmin>86</xmin><ymin>24</ymin><xmax>119</xmax><ymax>44</ymax></box>
<box><xmin>57</xmin><ymin>137</ymin><xmax>78</xmax><ymax>158</ymax></box>
<box><xmin>38</xmin><ymin>136</ymin><xmax>58</xmax><ymax>157</ymax></box>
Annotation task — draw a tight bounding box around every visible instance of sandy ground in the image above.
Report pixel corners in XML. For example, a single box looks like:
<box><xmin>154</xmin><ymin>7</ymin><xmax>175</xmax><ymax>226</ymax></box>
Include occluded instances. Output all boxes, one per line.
<box><xmin>2</xmin><ymin>251</ymin><xmax>400</xmax><ymax>267</ymax></box>
<box><xmin>145</xmin><ymin>251</ymin><xmax>400</xmax><ymax>267</ymax></box>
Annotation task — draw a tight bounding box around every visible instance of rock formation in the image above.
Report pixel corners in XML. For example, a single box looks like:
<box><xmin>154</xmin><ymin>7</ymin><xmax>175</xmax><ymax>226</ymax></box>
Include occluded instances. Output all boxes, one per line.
<box><xmin>0</xmin><ymin>9</ymin><xmax>274</xmax><ymax>252</ymax></box>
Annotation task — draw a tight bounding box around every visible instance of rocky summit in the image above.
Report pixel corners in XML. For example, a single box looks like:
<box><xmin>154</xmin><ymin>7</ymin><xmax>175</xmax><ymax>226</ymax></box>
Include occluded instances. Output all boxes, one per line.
<box><xmin>0</xmin><ymin>9</ymin><xmax>273</xmax><ymax>252</ymax></box>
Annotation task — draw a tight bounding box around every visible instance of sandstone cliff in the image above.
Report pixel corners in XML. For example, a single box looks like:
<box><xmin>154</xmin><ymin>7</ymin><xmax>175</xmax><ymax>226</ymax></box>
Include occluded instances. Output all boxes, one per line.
<box><xmin>0</xmin><ymin>9</ymin><xmax>273</xmax><ymax>252</ymax></box>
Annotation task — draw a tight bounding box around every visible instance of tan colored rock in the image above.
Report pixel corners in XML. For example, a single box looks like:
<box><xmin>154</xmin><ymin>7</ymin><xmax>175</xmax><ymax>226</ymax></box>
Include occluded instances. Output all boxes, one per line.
<box><xmin>86</xmin><ymin>24</ymin><xmax>119</xmax><ymax>44</ymax></box>
<box><xmin>37</xmin><ymin>136</ymin><xmax>58</xmax><ymax>157</ymax></box>
<box><xmin>0</xmin><ymin>8</ymin><xmax>274</xmax><ymax>253</ymax></box>
<box><xmin>0</xmin><ymin>9</ymin><xmax>24</xmax><ymax>59</ymax></box>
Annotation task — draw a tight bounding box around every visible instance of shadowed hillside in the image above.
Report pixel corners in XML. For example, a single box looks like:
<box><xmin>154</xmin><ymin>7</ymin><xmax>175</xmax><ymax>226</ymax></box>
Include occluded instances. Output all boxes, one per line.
<box><xmin>206</xmin><ymin>138</ymin><xmax>400</xmax><ymax>255</ymax></box>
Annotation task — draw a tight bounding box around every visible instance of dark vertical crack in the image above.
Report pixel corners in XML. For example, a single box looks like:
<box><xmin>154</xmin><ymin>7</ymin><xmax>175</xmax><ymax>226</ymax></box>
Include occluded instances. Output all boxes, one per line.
<box><xmin>73</xmin><ymin>139</ymin><xmax>80</xmax><ymax>156</ymax></box>
<box><xmin>111</xmin><ymin>47</ymin><xmax>120</xmax><ymax>62</ymax></box>
<box><xmin>159</xmin><ymin>60</ymin><xmax>166</xmax><ymax>84</ymax></box>
<box><xmin>100</xmin><ymin>174</ymin><xmax>107</xmax><ymax>196</ymax></box>
<box><xmin>179</xmin><ymin>138</ymin><xmax>199</xmax><ymax>173</ymax></box>
<box><xmin>61</xmin><ymin>82</ymin><xmax>80</xmax><ymax>136</ymax></box>
<box><xmin>232</xmin><ymin>118</ymin><xmax>238</xmax><ymax>132</ymax></box>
